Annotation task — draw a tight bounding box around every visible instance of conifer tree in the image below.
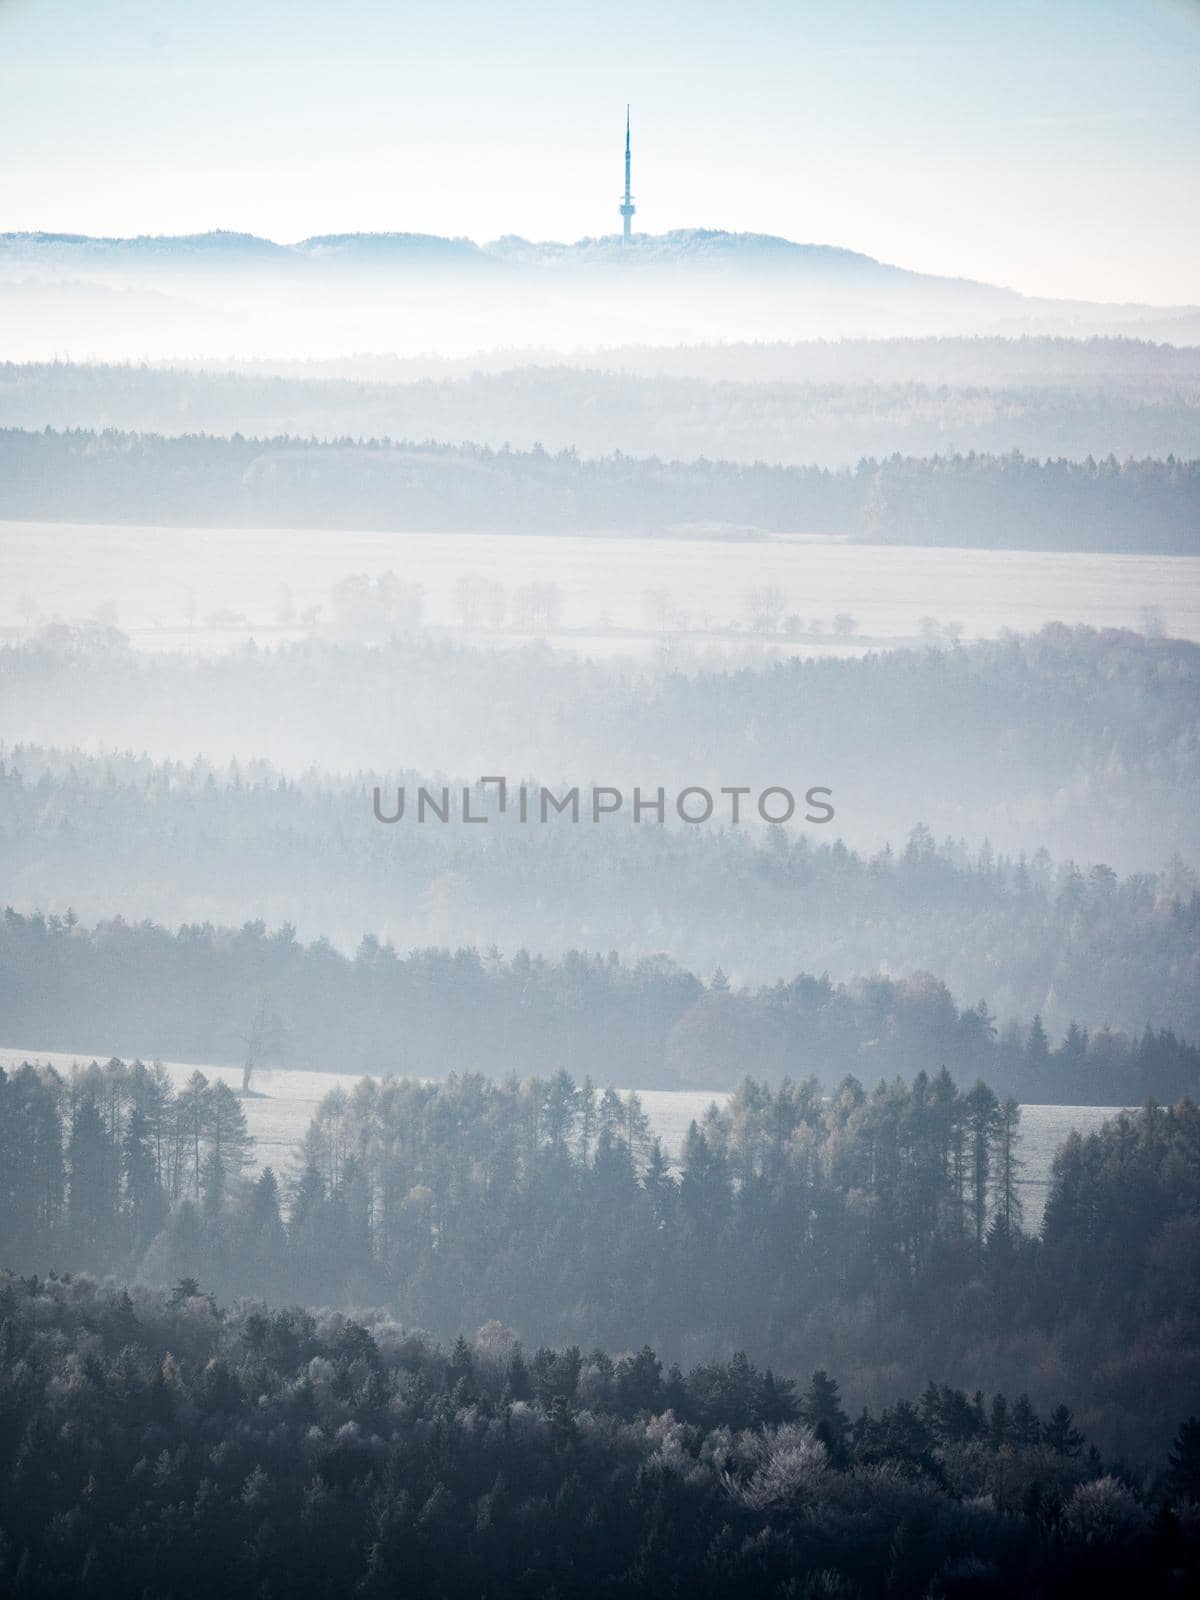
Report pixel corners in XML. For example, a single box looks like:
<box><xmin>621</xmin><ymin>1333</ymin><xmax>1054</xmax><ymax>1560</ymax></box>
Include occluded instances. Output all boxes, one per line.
<box><xmin>800</xmin><ymin>1370</ymin><xmax>850</xmax><ymax>1453</ymax></box>
<box><xmin>1045</xmin><ymin>1403</ymin><xmax>1085</xmax><ymax>1458</ymax></box>
<box><xmin>1167</xmin><ymin>1416</ymin><xmax>1200</xmax><ymax>1503</ymax></box>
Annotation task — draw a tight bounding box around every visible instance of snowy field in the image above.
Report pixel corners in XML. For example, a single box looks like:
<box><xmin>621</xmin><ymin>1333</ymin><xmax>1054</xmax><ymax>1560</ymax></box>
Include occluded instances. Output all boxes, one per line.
<box><xmin>3</xmin><ymin>522</ymin><xmax>1198</xmax><ymax>657</ymax></box>
<box><xmin>0</xmin><ymin>1045</ymin><xmax>1127</xmax><ymax>1231</ymax></box>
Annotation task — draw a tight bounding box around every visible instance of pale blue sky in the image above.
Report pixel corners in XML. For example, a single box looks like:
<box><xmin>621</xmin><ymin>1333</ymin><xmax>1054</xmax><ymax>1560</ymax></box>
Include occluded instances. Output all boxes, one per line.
<box><xmin>2</xmin><ymin>0</ymin><xmax>1198</xmax><ymax>302</ymax></box>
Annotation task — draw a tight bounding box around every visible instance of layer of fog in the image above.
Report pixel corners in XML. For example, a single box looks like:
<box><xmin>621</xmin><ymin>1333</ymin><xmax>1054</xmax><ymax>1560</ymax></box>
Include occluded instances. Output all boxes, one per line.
<box><xmin>3</xmin><ymin>622</ymin><xmax>1196</xmax><ymax>874</ymax></box>
<box><xmin>5</xmin><ymin>231</ymin><xmax>1200</xmax><ymax>364</ymax></box>
<box><xmin>5</xmin><ymin>352</ymin><xmax>1199</xmax><ymax>467</ymax></box>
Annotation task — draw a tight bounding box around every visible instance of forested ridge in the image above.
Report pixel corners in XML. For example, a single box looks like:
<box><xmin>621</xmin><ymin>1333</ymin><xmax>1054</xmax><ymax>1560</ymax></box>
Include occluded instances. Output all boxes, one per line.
<box><xmin>3</xmin><ymin>908</ymin><xmax>1197</xmax><ymax>1100</ymax></box>
<box><xmin>534</xmin><ymin>335</ymin><xmax>1200</xmax><ymax>385</ymax></box>
<box><xmin>3</xmin><ymin>1269</ymin><xmax>1200</xmax><ymax>1600</ymax></box>
<box><xmin>104</xmin><ymin>334</ymin><xmax>1200</xmax><ymax>385</ymax></box>
<box><xmin>2</xmin><ymin>1062</ymin><xmax>1199</xmax><ymax>1468</ymax></box>
<box><xmin>4</xmin><ymin>355</ymin><xmax>1200</xmax><ymax>467</ymax></box>
<box><xmin>7</xmin><ymin>626</ymin><xmax>1198</xmax><ymax>872</ymax></box>
<box><xmin>4</xmin><ymin>1273</ymin><xmax>1199</xmax><ymax>1600</ymax></box>
<box><xmin>4</xmin><ymin>743</ymin><xmax>1198</xmax><ymax>1038</ymax></box>
<box><xmin>1</xmin><ymin>427</ymin><xmax>1196</xmax><ymax>551</ymax></box>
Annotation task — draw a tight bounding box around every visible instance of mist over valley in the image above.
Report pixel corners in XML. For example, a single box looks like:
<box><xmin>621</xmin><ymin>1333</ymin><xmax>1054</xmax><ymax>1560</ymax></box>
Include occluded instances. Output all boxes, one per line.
<box><xmin>4</xmin><ymin>7</ymin><xmax>1200</xmax><ymax>1586</ymax></box>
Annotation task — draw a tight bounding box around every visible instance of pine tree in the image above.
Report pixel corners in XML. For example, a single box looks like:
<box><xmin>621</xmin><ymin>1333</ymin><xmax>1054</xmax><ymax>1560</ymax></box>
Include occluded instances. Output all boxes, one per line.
<box><xmin>0</xmin><ymin>1066</ymin><xmax>65</xmax><ymax>1262</ymax></box>
<box><xmin>66</xmin><ymin>1096</ymin><xmax>118</xmax><ymax>1261</ymax></box>
<box><xmin>993</xmin><ymin>1096</ymin><xmax>1024</xmax><ymax>1232</ymax></box>
<box><xmin>576</xmin><ymin>1076</ymin><xmax>598</xmax><ymax>1165</ymax></box>
<box><xmin>963</xmin><ymin>1081</ymin><xmax>1001</xmax><ymax>1246</ymax></box>
<box><xmin>679</xmin><ymin>1124</ymin><xmax>730</xmax><ymax>1238</ymax></box>
<box><xmin>127</xmin><ymin>1060</ymin><xmax>173</xmax><ymax>1190</ymax></box>
<box><xmin>175</xmin><ymin>1071</ymin><xmax>210</xmax><ymax>1202</ymax></box>
<box><xmin>206</xmin><ymin>1081</ymin><xmax>252</xmax><ymax>1182</ymax></box>
<box><xmin>615</xmin><ymin>1346</ymin><xmax>663</xmax><ymax>1416</ymax></box>
<box><xmin>1166</xmin><ymin>1415</ymin><xmax>1200</xmax><ymax>1502</ymax></box>
<box><xmin>642</xmin><ymin>1138</ymin><xmax>676</xmax><ymax>1230</ymax></box>
<box><xmin>448</xmin><ymin>1335</ymin><xmax>475</xmax><ymax>1399</ymax></box>
<box><xmin>757</xmin><ymin>1369</ymin><xmax>799</xmax><ymax>1426</ymax></box>
<box><xmin>1044</xmin><ymin>1403</ymin><xmax>1084</xmax><ymax>1458</ymax></box>
<box><xmin>662</xmin><ymin>1363</ymin><xmax>688</xmax><ymax>1418</ymax></box>
<box><xmin>800</xmin><ymin>1370</ymin><xmax>850</xmax><ymax>1454</ymax></box>
<box><xmin>542</xmin><ymin>1070</ymin><xmax>578</xmax><ymax>1156</ymax></box>
<box><xmin>105</xmin><ymin>1287</ymin><xmax>140</xmax><ymax>1350</ymax></box>
<box><xmin>876</xmin><ymin>1399</ymin><xmax>931</xmax><ymax>1460</ymax></box>
<box><xmin>989</xmin><ymin>1392</ymin><xmax>1010</xmax><ymax>1447</ymax></box>
<box><xmin>250</xmin><ymin>1166</ymin><xmax>285</xmax><ymax>1238</ymax></box>
<box><xmin>1026</xmin><ymin>1014</ymin><xmax>1051</xmax><ymax>1086</ymax></box>
<box><xmin>504</xmin><ymin>1349</ymin><xmax>533</xmax><ymax>1404</ymax></box>
<box><xmin>123</xmin><ymin>1104</ymin><xmax>167</xmax><ymax>1246</ymax></box>
<box><xmin>201</xmin><ymin>1150</ymin><xmax>226</xmax><ymax>1216</ymax></box>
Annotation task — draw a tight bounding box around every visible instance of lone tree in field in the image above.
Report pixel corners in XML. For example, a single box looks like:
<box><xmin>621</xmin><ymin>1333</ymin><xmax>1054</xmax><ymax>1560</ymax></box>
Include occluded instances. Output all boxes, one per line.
<box><xmin>236</xmin><ymin>995</ymin><xmax>284</xmax><ymax>1094</ymax></box>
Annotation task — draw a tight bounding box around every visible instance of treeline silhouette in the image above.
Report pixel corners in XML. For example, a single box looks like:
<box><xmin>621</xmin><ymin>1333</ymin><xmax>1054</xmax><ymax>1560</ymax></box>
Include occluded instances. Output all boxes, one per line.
<box><xmin>3</xmin><ymin>1062</ymin><xmax>1200</xmax><ymax>1466</ymax></box>
<box><xmin>4</xmin><ymin>358</ymin><xmax>1199</xmax><ymax>468</ymax></box>
<box><xmin>1</xmin><ymin>427</ymin><xmax>1196</xmax><ymax>551</ymax></box>
<box><xmin>6</xmin><ymin>627</ymin><xmax>1198</xmax><ymax>872</ymax></box>
<box><xmin>538</xmin><ymin>335</ymin><xmax>1200</xmax><ymax>386</ymax></box>
<box><xmin>4</xmin><ymin>745</ymin><xmax>1198</xmax><ymax>1038</ymax></box>
<box><xmin>3</xmin><ymin>909</ymin><xmax>1198</xmax><ymax>1099</ymax></box>
<box><xmin>87</xmin><ymin>334</ymin><xmax>1200</xmax><ymax>386</ymax></box>
<box><xmin>4</xmin><ymin>1273</ymin><xmax>1198</xmax><ymax>1600</ymax></box>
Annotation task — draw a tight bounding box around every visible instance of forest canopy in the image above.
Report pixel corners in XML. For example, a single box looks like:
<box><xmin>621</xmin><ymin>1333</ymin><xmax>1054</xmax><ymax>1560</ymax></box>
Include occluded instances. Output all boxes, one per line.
<box><xmin>2</xmin><ymin>908</ymin><xmax>1197</xmax><ymax>1100</ymax></box>
<box><xmin>1</xmin><ymin>427</ymin><xmax>1197</xmax><ymax>552</ymax></box>
<box><xmin>3</xmin><ymin>1062</ymin><xmax>1199</xmax><ymax>1468</ymax></box>
<box><xmin>3</xmin><ymin>1269</ymin><xmax>1198</xmax><ymax>1599</ymax></box>
<box><xmin>3</xmin><ymin>743</ymin><xmax>1197</xmax><ymax>1038</ymax></box>
<box><xmin>5</xmin><ymin>626</ymin><xmax>1197</xmax><ymax>872</ymax></box>
<box><xmin>3</xmin><ymin>348</ymin><xmax>1200</xmax><ymax>466</ymax></box>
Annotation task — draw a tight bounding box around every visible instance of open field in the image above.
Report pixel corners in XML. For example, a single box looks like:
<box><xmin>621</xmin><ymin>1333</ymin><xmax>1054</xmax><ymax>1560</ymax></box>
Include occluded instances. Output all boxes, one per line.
<box><xmin>3</xmin><ymin>522</ymin><xmax>1199</xmax><ymax>656</ymax></box>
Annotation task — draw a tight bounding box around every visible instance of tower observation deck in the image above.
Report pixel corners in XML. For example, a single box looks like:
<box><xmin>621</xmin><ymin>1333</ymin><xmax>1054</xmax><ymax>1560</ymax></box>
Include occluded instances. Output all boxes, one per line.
<box><xmin>619</xmin><ymin>106</ymin><xmax>635</xmax><ymax>243</ymax></box>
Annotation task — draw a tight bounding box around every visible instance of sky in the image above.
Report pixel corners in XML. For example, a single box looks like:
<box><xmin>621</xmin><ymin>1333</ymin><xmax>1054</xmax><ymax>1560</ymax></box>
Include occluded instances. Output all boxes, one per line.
<box><xmin>2</xmin><ymin>0</ymin><xmax>1198</xmax><ymax>304</ymax></box>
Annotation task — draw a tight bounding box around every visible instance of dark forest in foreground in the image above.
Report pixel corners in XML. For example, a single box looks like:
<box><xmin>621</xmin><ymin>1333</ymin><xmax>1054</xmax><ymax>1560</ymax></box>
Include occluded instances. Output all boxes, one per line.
<box><xmin>1</xmin><ymin>1271</ymin><xmax>1198</xmax><ymax>1599</ymax></box>
<box><xmin>2</xmin><ymin>427</ymin><xmax>1197</xmax><ymax>551</ymax></box>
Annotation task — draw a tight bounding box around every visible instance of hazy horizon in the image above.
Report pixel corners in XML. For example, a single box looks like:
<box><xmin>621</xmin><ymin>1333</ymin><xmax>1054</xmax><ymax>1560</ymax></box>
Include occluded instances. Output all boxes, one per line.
<box><xmin>3</xmin><ymin>0</ymin><xmax>1199</xmax><ymax>305</ymax></box>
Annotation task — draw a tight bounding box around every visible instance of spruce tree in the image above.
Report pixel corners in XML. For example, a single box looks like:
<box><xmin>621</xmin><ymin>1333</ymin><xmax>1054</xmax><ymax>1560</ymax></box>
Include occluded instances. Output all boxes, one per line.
<box><xmin>801</xmin><ymin>1370</ymin><xmax>850</xmax><ymax>1453</ymax></box>
<box><xmin>1044</xmin><ymin>1403</ymin><xmax>1084</xmax><ymax>1458</ymax></box>
<box><xmin>1167</xmin><ymin>1416</ymin><xmax>1200</xmax><ymax>1502</ymax></box>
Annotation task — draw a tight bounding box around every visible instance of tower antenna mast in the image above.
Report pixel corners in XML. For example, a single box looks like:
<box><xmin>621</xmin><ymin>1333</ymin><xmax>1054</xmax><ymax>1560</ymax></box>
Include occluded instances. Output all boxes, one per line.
<box><xmin>620</xmin><ymin>105</ymin><xmax>636</xmax><ymax>243</ymax></box>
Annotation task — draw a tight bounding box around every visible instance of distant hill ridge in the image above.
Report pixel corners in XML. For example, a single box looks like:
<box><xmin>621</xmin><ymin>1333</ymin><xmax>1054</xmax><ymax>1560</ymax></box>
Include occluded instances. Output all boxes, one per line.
<box><xmin>5</xmin><ymin>229</ymin><xmax>1196</xmax><ymax>347</ymax></box>
<box><xmin>0</xmin><ymin>226</ymin><xmax>1021</xmax><ymax>294</ymax></box>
